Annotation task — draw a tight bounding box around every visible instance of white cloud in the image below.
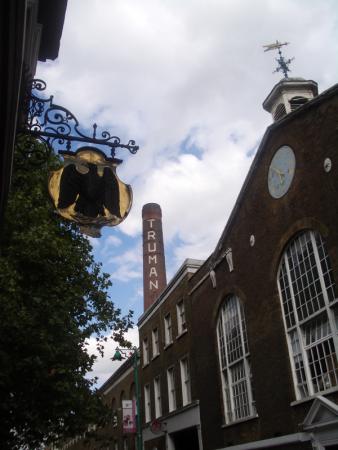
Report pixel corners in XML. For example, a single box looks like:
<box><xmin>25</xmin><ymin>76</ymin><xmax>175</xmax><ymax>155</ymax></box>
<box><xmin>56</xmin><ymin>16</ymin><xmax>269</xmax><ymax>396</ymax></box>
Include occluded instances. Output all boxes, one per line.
<box><xmin>37</xmin><ymin>0</ymin><xmax>338</xmax><ymax>317</ymax></box>
<box><xmin>87</xmin><ymin>236</ymin><xmax>101</xmax><ymax>250</ymax></box>
<box><xmin>99</xmin><ymin>235</ymin><xmax>123</xmax><ymax>260</ymax></box>
<box><xmin>86</xmin><ymin>326</ymin><xmax>140</xmax><ymax>387</ymax></box>
<box><xmin>109</xmin><ymin>247</ymin><xmax>143</xmax><ymax>282</ymax></box>
<box><xmin>104</xmin><ymin>235</ymin><xmax>122</xmax><ymax>247</ymax></box>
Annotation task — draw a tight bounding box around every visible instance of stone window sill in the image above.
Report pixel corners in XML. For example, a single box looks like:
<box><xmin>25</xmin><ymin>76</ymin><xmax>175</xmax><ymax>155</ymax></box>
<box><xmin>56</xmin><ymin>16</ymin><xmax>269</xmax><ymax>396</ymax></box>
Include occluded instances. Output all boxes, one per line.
<box><xmin>176</xmin><ymin>329</ymin><xmax>188</xmax><ymax>340</ymax></box>
<box><xmin>164</xmin><ymin>342</ymin><xmax>173</xmax><ymax>350</ymax></box>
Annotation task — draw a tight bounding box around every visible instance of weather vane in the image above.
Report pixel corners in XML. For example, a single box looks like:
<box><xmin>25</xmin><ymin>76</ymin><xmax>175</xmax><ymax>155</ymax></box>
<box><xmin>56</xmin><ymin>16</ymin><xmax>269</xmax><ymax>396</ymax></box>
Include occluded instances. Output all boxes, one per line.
<box><xmin>263</xmin><ymin>40</ymin><xmax>294</xmax><ymax>78</ymax></box>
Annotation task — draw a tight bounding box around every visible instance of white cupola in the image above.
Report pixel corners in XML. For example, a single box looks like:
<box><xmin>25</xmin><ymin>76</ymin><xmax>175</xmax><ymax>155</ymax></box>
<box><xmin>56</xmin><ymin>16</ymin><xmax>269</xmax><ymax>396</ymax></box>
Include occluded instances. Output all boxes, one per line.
<box><xmin>262</xmin><ymin>41</ymin><xmax>318</xmax><ymax>121</ymax></box>
<box><xmin>263</xmin><ymin>77</ymin><xmax>318</xmax><ymax>121</ymax></box>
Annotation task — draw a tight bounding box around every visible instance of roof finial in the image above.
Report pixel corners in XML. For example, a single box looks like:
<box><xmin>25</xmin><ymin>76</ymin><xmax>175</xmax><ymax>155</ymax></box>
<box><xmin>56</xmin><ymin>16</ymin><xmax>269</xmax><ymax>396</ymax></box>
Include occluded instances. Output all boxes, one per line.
<box><xmin>263</xmin><ymin>40</ymin><xmax>294</xmax><ymax>78</ymax></box>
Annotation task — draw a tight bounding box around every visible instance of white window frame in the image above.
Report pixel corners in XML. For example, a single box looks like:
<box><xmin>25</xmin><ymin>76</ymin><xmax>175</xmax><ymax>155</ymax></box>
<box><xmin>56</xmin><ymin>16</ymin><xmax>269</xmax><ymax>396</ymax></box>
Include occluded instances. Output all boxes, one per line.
<box><xmin>216</xmin><ymin>295</ymin><xmax>255</xmax><ymax>424</ymax></box>
<box><xmin>152</xmin><ymin>328</ymin><xmax>160</xmax><ymax>358</ymax></box>
<box><xmin>164</xmin><ymin>313</ymin><xmax>172</xmax><ymax>346</ymax></box>
<box><xmin>153</xmin><ymin>376</ymin><xmax>162</xmax><ymax>418</ymax></box>
<box><xmin>144</xmin><ymin>383</ymin><xmax>151</xmax><ymax>423</ymax></box>
<box><xmin>167</xmin><ymin>366</ymin><xmax>176</xmax><ymax>412</ymax></box>
<box><xmin>176</xmin><ymin>300</ymin><xmax>187</xmax><ymax>334</ymax></box>
<box><xmin>142</xmin><ymin>337</ymin><xmax>149</xmax><ymax>366</ymax></box>
<box><xmin>277</xmin><ymin>230</ymin><xmax>338</xmax><ymax>400</ymax></box>
<box><xmin>180</xmin><ymin>357</ymin><xmax>191</xmax><ymax>406</ymax></box>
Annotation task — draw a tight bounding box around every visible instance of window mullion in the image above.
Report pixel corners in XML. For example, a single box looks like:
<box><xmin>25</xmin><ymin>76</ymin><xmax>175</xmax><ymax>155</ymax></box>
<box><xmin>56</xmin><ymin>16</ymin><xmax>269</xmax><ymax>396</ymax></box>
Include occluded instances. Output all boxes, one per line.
<box><xmin>223</xmin><ymin>307</ymin><xmax>235</xmax><ymax>421</ymax></box>
<box><xmin>311</xmin><ymin>232</ymin><xmax>331</xmax><ymax>309</ymax></box>
<box><xmin>237</xmin><ymin>301</ymin><xmax>245</xmax><ymax>355</ymax></box>
<box><xmin>217</xmin><ymin>317</ymin><xmax>230</xmax><ymax>422</ymax></box>
<box><xmin>311</xmin><ymin>232</ymin><xmax>338</xmax><ymax>355</ymax></box>
<box><xmin>277</xmin><ymin>262</ymin><xmax>300</xmax><ymax>399</ymax></box>
<box><xmin>237</xmin><ymin>301</ymin><xmax>253</xmax><ymax>415</ymax></box>
<box><xmin>243</xmin><ymin>357</ymin><xmax>254</xmax><ymax>416</ymax></box>
<box><xmin>284</xmin><ymin>250</ymin><xmax>313</xmax><ymax>397</ymax></box>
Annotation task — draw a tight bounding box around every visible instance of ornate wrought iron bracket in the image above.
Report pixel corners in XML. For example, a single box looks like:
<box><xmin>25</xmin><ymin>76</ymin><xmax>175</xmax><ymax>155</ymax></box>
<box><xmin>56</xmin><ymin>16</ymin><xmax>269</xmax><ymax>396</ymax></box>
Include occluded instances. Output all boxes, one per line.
<box><xmin>17</xmin><ymin>79</ymin><xmax>139</xmax><ymax>164</ymax></box>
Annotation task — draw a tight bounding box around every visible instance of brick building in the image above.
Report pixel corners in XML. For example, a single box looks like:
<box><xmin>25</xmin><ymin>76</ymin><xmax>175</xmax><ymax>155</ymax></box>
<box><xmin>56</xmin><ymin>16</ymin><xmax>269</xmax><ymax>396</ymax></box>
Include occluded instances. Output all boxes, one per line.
<box><xmin>61</xmin><ymin>357</ymin><xmax>138</xmax><ymax>450</ymax></box>
<box><xmin>100</xmin><ymin>357</ymin><xmax>139</xmax><ymax>450</ymax></box>
<box><xmin>64</xmin><ymin>75</ymin><xmax>338</xmax><ymax>450</ymax></box>
<box><xmin>138</xmin><ymin>257</ymin><xmax>204</xmax><ymax>450</ymax></box>
<box><xmin>138</xmin><ymin>77</ymin><xmax>338</xmax><ymax>450</ymax></box>
<box><xmin>186</xmin><ymin>77</ymin><xmax>338</xmax><ymax>450</ymax></box>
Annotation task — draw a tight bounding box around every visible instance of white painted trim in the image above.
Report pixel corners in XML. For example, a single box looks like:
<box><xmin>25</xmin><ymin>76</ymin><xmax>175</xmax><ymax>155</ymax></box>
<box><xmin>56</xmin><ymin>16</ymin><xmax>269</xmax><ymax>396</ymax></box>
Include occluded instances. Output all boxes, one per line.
<box><xmin>302</xmin><ymin>395</ymin><xmax>338</xmax><ymax>429</ymax></box>
<box><xmin>138</xmin><ymin>259</ymin><xmax>204</xmax><ymax>326</ymax></box>
<box><xmin>153</xmin><ymin>375</ymin><xmax>162</xmax><ymax>419</ymax></box>
<box><xmin>216</xmin><ymin>296</ymin><xmax>255</xmax><ymax>424</ymax></box>
<box><xmin>188</xmin><ymin>247</ymin><xmax>234</xmax><ymax>296</ymax></box>
<box><xmin>277</xmin><ymin>230</ymin><xmax>338</xmax><ymax>399</ymax></box>
<box><xmin>144</xmin><ymin>383</ymin><xmax>151</xmax><ymax>423</ymax></box>
<box><xmin>216</xmin><ymin>432</ymin><xmax>310</xmax><ymax>450</ymax></box>
<box><xmin>142</xmin><ymin>401</ymin><xmax>201</xmax><ymax>442</ymax></box>
<box><xmin>167</xmin><ymin>366</ymin><xmax>176</xmax><ymax>412</ymax></box>
<box><xmin>290</xmin><ymin>386</ymin><xmax>338</xmax><ymax>406</ymax></box>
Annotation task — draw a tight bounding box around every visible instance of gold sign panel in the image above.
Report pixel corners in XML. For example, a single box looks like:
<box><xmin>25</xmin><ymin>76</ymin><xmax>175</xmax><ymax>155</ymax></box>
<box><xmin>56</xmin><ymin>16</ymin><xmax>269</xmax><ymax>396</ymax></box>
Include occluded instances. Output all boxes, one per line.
<box><xmin>49</xmin><ymin>147</ymin><xmax>132</xmax><ymax>237</ymax></box>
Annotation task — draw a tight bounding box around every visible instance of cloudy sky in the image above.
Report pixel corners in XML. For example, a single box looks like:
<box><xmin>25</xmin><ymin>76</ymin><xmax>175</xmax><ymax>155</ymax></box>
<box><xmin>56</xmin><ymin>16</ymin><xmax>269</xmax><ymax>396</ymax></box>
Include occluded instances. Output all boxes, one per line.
<box><xmin>37</xmin><ymin>0</ymin><xmax>338</xmax><ymax>384</ymax></box>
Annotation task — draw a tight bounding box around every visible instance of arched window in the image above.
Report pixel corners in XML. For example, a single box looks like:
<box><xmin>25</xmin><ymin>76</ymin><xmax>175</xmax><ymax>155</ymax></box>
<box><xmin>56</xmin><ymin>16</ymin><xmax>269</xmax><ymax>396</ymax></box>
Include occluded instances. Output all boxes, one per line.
<box><xmin>277</xmin><ymin>230</ymin><xmax>338</xmax><ymax>399</ymax></box>
<box><xmin>216</xmin><ymin>295</ymin><xmax>255</xmax><ymax>424</ymax></box>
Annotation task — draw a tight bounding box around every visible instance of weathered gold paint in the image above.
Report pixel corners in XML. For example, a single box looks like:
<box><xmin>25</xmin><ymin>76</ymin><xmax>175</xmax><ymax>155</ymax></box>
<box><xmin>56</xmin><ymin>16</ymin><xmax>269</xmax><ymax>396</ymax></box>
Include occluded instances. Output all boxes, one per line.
<box><xmin>48</xmin><ymin>148</ymin><xmax>132</xmax><ymax>237</ymax></box>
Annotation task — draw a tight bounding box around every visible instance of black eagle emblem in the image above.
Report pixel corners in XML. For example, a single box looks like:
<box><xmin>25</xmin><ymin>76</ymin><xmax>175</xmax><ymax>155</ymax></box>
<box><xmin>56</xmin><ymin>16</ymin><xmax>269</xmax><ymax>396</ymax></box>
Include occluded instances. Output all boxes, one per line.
<box><xmin>58</xmin><ymin>163</ymin><xmax>121</xmax><ymax>219</ymax></box>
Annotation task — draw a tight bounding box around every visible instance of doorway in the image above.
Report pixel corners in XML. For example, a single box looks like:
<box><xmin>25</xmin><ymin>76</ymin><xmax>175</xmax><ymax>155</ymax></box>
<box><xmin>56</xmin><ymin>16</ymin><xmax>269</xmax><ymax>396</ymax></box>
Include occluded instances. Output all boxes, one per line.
<box><xmin>171</xmin><ymin>426</ymin><xmax>199</xmax><ymax>450</ymax></box>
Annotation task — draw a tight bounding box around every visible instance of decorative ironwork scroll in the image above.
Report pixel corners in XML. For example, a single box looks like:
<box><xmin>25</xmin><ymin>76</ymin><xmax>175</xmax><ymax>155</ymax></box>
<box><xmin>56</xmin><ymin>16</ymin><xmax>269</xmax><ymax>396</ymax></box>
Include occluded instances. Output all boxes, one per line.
<box><xmin>16</xmin><ymin>79</ymin><xmax>139</xmax><ymax>237</ymax></box>
<box><xmin>18</xmin><ymin>79</ymin><xmax>139</xmax><ymax>161</ymax></box>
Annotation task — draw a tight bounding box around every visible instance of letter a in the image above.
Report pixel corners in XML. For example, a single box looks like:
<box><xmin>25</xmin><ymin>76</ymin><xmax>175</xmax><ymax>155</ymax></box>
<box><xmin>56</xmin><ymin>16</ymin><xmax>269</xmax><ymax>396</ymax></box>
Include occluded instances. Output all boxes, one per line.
<box><xmin>149</xmin><ymin>267</ymin><xmax>158</xmax><ymax>277</ymax></box>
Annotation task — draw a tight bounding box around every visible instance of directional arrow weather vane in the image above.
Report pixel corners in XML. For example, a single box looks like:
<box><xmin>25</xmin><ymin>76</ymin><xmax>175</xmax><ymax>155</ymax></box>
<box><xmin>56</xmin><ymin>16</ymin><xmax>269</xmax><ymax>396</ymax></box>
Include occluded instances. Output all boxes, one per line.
<box><xmin>263</xmin><ymin>40</ymin><xmax>294</xmax><ymax>78</ymax></box>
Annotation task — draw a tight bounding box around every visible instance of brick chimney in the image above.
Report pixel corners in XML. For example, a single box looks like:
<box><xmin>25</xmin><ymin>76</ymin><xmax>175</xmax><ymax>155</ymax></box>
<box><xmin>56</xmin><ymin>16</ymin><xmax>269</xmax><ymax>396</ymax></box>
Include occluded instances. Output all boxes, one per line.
<box><xmin>142</xmin><ymin>203</ymin><xmax>167</xmax><ymax>311</ymax></box>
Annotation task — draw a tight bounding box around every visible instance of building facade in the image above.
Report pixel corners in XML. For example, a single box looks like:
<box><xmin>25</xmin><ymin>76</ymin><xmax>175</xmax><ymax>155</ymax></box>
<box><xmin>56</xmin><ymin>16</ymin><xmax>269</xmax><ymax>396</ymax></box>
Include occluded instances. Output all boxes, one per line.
<box><xmin>61</xmin><ymin>357</ymin><xmax>138</xmax><ymax>450</ymax></box>
<box><xmin>138</xmin><ymin>258</ymin><xmax>204</xmax><ymax>450</ymax></box>
<box><xmin>65</xmin><ymin>76</ymin><xmax>338</xmax><ymax>450</ymax></box>
<box><xmin>187</xmin><ymin>79</ymin><xmax>338</xmax><ymax>450</ymax></box>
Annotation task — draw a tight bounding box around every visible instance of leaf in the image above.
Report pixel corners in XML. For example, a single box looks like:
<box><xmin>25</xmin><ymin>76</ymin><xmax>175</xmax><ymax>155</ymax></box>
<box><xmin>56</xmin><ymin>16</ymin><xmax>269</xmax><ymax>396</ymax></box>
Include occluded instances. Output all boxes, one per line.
<box><xmin>0</xmin><ymin>140</ymin><xmax>133</xmax><ymax>448</ymax></box>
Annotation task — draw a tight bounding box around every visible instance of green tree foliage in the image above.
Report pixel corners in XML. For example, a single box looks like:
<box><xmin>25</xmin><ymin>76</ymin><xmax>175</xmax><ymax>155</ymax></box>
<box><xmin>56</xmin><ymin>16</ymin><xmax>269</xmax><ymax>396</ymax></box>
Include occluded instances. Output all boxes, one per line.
<box><xmin>0</xmin><ymin>140</ymin><xmax>133</xmax><ymax>449</ymax></box>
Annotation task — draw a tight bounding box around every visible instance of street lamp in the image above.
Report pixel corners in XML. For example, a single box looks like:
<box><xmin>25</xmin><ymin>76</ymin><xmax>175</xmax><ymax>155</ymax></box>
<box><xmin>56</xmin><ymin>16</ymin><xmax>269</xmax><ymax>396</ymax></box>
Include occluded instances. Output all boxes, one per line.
<box><xmin>111</xmin><ymin>347</ymin><xmax>142</xmax><ymax>450</ymax></box>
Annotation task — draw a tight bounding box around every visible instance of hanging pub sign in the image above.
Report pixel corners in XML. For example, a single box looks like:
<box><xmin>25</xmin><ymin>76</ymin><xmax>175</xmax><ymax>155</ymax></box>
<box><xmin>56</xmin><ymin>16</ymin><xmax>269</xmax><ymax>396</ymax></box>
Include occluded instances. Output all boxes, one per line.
<box><xmin>48</xmin><ymin>147</ymin><xmax>132</xmax><ymax>237</ymax></box>
<box><xmin>18</xmin><ymin>79</ymin><xmax>139</xmax><ymax>238</ymax></box>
